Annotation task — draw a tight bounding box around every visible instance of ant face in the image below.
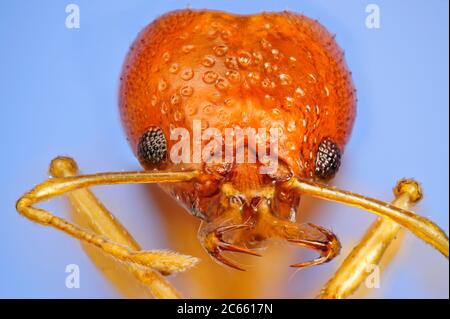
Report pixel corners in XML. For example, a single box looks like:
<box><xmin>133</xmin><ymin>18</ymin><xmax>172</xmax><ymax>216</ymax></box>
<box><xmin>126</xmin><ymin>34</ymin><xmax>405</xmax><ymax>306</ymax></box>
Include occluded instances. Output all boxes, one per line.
<box><xmin>13</xmin><ymin>6</ymin><xmax>448</xmax><ymax>298</ymax></box>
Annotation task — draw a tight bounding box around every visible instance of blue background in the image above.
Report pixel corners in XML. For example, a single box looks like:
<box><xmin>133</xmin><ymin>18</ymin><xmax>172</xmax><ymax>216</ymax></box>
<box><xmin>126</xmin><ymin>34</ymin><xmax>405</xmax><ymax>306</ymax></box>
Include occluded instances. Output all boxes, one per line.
<box><xmin>0</xmin><ymin>0</ymin><xmax>448</xmax><ymax>298</ymax></box>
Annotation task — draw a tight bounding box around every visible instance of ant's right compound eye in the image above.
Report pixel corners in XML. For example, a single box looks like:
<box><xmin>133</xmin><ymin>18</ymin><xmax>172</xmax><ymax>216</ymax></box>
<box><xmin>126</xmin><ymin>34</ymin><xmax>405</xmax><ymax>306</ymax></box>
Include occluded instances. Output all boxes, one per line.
<box><xmin>314</xmin><ymin>138</ymin><xmax>341</xmax><ymax>181</ymax></box>
<box><xmin>137</xmin><ymin>126</ymin><xmax>167</xmax><ymax>168</ymax></box>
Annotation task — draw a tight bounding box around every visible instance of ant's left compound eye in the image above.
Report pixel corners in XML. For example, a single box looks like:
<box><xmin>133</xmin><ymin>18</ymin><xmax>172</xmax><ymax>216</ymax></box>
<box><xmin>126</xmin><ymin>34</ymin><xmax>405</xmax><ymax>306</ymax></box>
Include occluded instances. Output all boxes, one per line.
<box><xmin>137</xmin><ymin>126</ymin><xmax>167</xmax><ymax>168</ymax></box>
<box><xmin>314</xmin><ymin>138</ymin><xmax>341</xmax><ymax>180</ymax></box>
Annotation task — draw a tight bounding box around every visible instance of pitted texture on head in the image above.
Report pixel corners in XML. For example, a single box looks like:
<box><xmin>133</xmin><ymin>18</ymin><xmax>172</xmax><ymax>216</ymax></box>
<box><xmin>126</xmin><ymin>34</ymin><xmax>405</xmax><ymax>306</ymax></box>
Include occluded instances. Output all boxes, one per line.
<box><xmin>315</xmin><ymin>138</ymin><xmax>341</xmax><ymax>180</ymax></box>
<box><xmin>137</xmin><ymin>126</ymin><xmax>167</xmax><ymax>167</ymax></box>
<box><xmin>119</xmin><ymin>9</ymin><xmax>356</xmax><ymax>179</ymax></box>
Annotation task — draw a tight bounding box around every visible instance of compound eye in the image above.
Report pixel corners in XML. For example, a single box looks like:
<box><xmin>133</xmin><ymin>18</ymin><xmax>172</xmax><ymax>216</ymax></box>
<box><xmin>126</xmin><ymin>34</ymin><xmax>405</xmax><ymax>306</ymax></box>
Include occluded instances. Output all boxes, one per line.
<box><xmin>314</xmin><ymin>138</ymin><xmax>341</xmax><ymax>180</ymax></box>
<box><xmin>137</xmin><ymin>126</ymin><xmax>167</xmax><ymax>168</ymax></box>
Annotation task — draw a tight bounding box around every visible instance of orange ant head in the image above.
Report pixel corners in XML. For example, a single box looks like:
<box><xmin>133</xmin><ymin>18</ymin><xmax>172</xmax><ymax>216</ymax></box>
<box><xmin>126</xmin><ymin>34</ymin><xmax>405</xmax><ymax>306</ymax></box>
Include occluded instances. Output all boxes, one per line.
<box><xmin>119</xmin><ymin>9</ymin><xmax>356</xmax><ymax>267</ymax></box>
